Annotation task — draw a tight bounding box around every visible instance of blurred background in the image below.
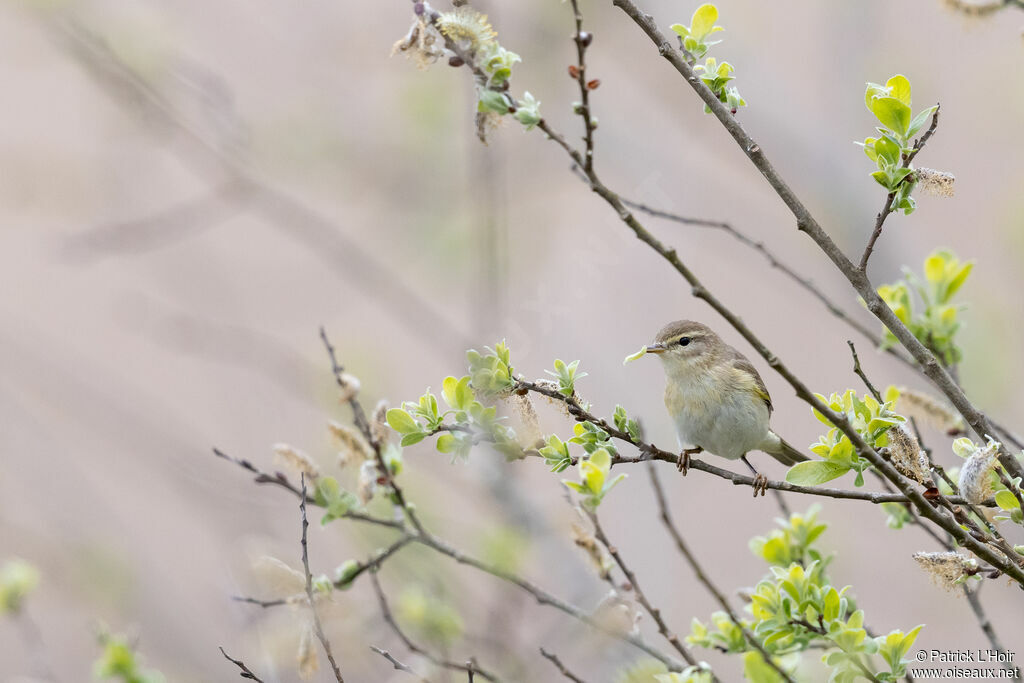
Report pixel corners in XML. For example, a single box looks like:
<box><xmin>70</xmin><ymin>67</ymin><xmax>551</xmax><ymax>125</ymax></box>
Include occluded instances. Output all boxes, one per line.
<box><xmin>1</xmin><ymin>0</ymin><xmax>1022</xmax><ymax>680</ymax></box>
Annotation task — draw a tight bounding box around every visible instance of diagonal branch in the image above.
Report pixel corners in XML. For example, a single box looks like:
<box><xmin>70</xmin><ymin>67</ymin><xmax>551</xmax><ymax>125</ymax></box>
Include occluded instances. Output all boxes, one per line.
<box><xmin>539</xmin><ymin>648</ymin><xmax>588</xmax><ymax>683</ymax></box>
<box><xmin>369</xmin><ymin>571</ymin><xmax>499</xmax><ymax>681</ymax></box>
<box><xmin>370</xmin><ymin>645</ymin><xmax>434</xmax><ymax>682</ymax></box>
<box><xmin>858</xmin><ymin>107</ymin><xmax>940</xmax><ymax>272</ymax></box>
<box><xmin>585</xmin><ymin>510</ymin><xmax>705</xmax><ymax>671</ymax></box>
<box><xmin>219</xmin><ymin>646</ymin><xmax>266</xmax><ymax>682</ymax></box>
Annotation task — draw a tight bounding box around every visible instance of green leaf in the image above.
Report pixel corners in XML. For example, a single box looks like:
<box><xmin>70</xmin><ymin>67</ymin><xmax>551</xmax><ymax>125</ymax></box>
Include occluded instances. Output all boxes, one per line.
<box><xmin>400</xmin><ymin>432</ymin><xmax>427</xmax><ymax>447</ymax></box>
<box><xmin>906</xmin><ymin>105</ymin><xmax>936</xmax><ymax>138</ymax></box>
<box><xmin>996</xmin><ymin>490</ymin><xmax>1020</xmax><ymax>510</ymax></box>
<box><xmin>886</xmin><ymin>74</ymin><xmax>912</xmax><ymax>106</ymax></box>
<box><xmin>786</xmin><ymin>461</ymin><xmax>851</xmax><ymax>486</ymax></box>
<box><xmin>387</xmin><ymin>408</ymin><xmax>420</xmax><ymax>434</ymax></box>
<box><xmin>690</xmin><ymin>3</ymin><xmax>719</xmax><ymax>40</ymax></box>
<box><xmin>870</xmin><ymin>96</ymin><xmax>912</xmax><ymax>137</ymax></box>
<box><xmin>945</xmin><ymin>262</ymin><xmax>973</xmax><ymax>300</ymax></box>
<box><xmin>436</xmin><ymin>433</ymin><xmax>458</xmax><ymax>454</ymax></box>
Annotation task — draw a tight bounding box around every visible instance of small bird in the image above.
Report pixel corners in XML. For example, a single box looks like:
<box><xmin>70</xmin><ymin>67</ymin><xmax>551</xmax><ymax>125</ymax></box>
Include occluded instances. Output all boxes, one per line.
<box><xmin>640</xmin><ymin>320</ymin><xmax>807</xmax><ymax>496</ymax></box>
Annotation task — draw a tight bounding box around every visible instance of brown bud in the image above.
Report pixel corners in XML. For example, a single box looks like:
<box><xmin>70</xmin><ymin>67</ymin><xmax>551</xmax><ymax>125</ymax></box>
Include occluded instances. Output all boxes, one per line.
<box><xmin>448</xmin><ymin>55</ymin><xmax>465</xmax><ymax>67</ymax></box>
<box><xmin>578</xmin><ymin>31</ymin><xmax>593</xmax><ymax>47</ymax></box>
<box><xmin>586</xmin><ymin>79</ymin><xmax>601</xmax><ymax>90</ymax></box>
<box><xmin>568</xmin><ymin>65</ymin><xmax>580</xmax><ymax>79</ymax></box>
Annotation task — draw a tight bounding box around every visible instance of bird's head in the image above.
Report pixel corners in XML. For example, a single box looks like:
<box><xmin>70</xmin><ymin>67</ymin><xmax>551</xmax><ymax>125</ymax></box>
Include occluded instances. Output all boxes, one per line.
<box><xmin>642</xmin><ymin>320</ymin><xmax>722</xmax><ymax>375</ymax></box>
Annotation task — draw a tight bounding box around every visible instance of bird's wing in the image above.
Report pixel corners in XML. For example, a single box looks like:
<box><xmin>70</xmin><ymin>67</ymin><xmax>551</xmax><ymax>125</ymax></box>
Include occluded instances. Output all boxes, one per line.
<box><xmin>730</xmin><ymin>351</ymin><xmax>773</xmax><ymax>414</ymax></box>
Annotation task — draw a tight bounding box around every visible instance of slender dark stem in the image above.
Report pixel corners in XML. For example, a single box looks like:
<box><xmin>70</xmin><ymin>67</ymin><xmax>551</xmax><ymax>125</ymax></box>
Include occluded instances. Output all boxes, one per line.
<box><xmin>369</xmin><ymin>571</ymin><xmax>500</xmax><ymax>682</ymax></box>
<box><xmin>370</xmin><ymin>645</ymin><xmax>433</xmax><ymax>682</ymax></box>
<box><xmin>848</xmin><ymin>341</ymin><xmax>883</xmax><ymax>403</ymax></box>
<box><xmin>858</xmin><ymin>107</ymin><xmax>940</xmax><ymax>272</ymax></box>
<box><xmin>539</xmin><ymin>648</ymin><xmax>588</xmax><ymax>683</ymax></box>
<box><xmin>568</xmin><ymin>0</ymin><xmax>596</xmax><ymax>173</ymax></box>
<box><xmin>219</xmin><ymin>647</ymin><xmax>266</xmax><ymax>682</ymax></box>
<box><xmin>584</xmin><ymin>510</ymin><xmax>704</xmax><ymax>671</ymax></box>
<box><xmin>300</xmin><ymin>475</ymin><xmax>346</xmax><ymax>683</ymax></box>
<box><xmin>648</xmin><ymin>465</ymin><xmax>796</xmax><ymax>683</ymax></box>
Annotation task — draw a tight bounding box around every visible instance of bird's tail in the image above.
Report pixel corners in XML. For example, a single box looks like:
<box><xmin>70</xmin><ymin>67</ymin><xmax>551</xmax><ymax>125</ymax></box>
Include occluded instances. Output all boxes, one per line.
<box><xmin>762</xmin><ymin>431</ymin><xmax>809</xmax><ymax>466</ymax></box>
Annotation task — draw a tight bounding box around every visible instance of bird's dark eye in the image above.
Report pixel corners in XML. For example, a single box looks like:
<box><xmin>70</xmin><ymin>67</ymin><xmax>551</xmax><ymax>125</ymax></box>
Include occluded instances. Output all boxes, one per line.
<box><xmin>678</xmin><ymin>337</ymin><xmax>691</xmax><ymax>347</ymax></box>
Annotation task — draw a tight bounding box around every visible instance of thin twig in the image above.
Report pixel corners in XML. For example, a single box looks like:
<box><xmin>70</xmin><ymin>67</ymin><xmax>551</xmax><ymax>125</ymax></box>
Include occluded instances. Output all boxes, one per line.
<box><xmin>648</xmin><ymin>465</ymin><xmax>797</xmax><ymax>683</ymax></box>
<box><xmin>961</xmin><ymin>585</ymin><xmax>1014</xmax><ymax>674</ymax></box>
<box><xmin>584</xmin><ymin>510</ymin><xmax>704</xmax><ymax>671</ymax></box>
<box><xmin>369</xmin><ymin>571</ymin><xmax>500</xmax><ymax>682</ymax></box>
<box><xmin>300</xmin><ymin>475</ymin><xmax>346</xmax><ymax>682</ymax></box>
<box><xmin>219</xmin><ymin>646</ymin><xmax>266</xmax><ymax>682</ymax></box>
<box><xmin>858</xmin><ymin>106</ymin><xmax>940</xmax><ymax>272</ymax></box>
<box><xmin>370</xmin><ymin>645</ymin><xmax>433</xmax><ymax>682</ymax></box>
<box><xmin>568</xmin><ymin>0</ymin><xmax>596</xmax><ymax>173</ymax></box>
<box><xmin>320</xmin><ymin>327</ymin><xmax>427</xmax><ymax>535</ymax></box>
<box><xmin>539</xmin><ymin>648</ymin><xmax>588</xmax><ymax>683</ymax></box>
<box><xmin>848</xmin><ymin>341</ymin><xmax>883</xmax><ymax>403</ymax></box>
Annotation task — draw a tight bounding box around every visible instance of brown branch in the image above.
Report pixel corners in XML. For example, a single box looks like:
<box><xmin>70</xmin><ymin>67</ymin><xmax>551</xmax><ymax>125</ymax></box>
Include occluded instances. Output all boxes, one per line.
<box><xmin>858</xmin><ymin>107</ymin><xmax>940</xmax><ymax>272</ymax></box>
<box><xmin>848</xmin><ymin>341</ymin><xmax>883</xmax><ymax>403</ymax></box>
<box><xmin>962</xmin><ymin>585</ymin><xmax>1015</xmax><ymax>674</ymax></box>
<box><xmin>219</xmin><ymin>646</ymin><xmax>266</xmax><ymax>682</ymax></box>
<box><xmin>300</xmin><ymin>475</ymin><xmax>346</xmax><ymax>682</ymax></box>
<box><xmin>212</xmin><ymin>447</ymin><xmax>404</xmax><ymax>530</ymax></box>
<box><xmin>369</xmin><ymin>571</ymin><xmax>499</xmax><ymax>682</ymax></box>
<box><xmin>608</xmin><ymin>0</ymin><xmax>1024</xmax><ymax>486</ymax></box>
<box><xmin>539</xmin><ymin>648</ymin><xmax>588</xmax><ymax>683</ymax></box>
<box><xmin>648</xmin><ymin>465</ymin><xmax>796</xmax><ymax>683</ymax></box>
<box><xmin>515</xmin><ymin>378</ymin><xmax>991</xmax><ymax>508</ymax></box>
<box><xmin>568</xmin><ymin>0</ymin><xmax>596</xmax><ymax>174</ymax></box>
<box><xmin>370</xmin><ymin>646</ymin><xmax>434</xmax><ymax>682</ymax></box>
<box><xmin>584</xmin><ymin>510</ymin><xmax>704</xmax><ymax>671</ymax></box>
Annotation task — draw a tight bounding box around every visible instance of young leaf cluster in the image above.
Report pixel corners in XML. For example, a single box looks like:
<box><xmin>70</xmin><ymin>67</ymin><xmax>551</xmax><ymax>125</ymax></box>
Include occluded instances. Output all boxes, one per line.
<box><xmin>859</xmin><ymin>74</ymin><xmax>937</xmax><ymax>214</ymax></box>
<box><xmin>0</xmin><ymin>558</ymin><xmax>39</xmax><ymax>614</ymax></box>
<box><xmin>670</xmin><ymin>4</ymin><xmax>747</xmax><ymax>114</ymax></box>
<box><xmin>787</xmin><ymin>388</ymin><xmax>905</xmax><ymax>487</ymax></box>
<box><xmin>94</xmin><ymin>632</ymin><xmax>166</xmax><ymax>683</ymax></box>
<box><xmin>689</xmin><ymin>508</ymin><xmax>924</xmax><ymax>682</ymax></box>
<box><xmin>876</xmin><ymin>249</ymin><xmax>973</xmax><ymax>366</ymax></box>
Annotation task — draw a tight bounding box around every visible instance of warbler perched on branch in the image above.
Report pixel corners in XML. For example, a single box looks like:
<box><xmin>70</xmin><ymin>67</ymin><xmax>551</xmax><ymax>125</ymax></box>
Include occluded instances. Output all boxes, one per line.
<box><xmin>628</xmin><ymin>320</ymin><xmax>807</xmax><ymax>496</ymax></box>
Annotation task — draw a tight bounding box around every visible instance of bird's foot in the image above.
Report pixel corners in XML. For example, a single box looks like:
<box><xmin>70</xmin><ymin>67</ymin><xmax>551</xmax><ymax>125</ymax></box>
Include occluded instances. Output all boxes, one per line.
<box><xmin>677</xmin><ymin>447</ymin><xmax>703</xmax><ymax>475</ymax></box>
<box><xmin>752</xmin><ymin>473</ymin><xmax>769</xmax><ymax>498</ymax></box>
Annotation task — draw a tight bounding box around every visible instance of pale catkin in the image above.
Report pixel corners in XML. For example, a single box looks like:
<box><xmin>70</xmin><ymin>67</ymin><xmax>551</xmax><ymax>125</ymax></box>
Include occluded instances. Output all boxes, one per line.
<box><xmin>328</xmin><ymin>420</ymin><xmax>373</xmax><ymax>467</ymax></box>
<box><xmin>913</xmin><ymin>551</ymin><xmax>976</xmax><ymax>590</ymax></box>
<box><xmin>273</xmin><ymin>443</ymin><xmax>321</xmax><ymax>479</ymax></box>
<box><xmin>896</xmin><ymin>388</ymin><xmax>965</xmax><ymax>434</ymax></box>
<box><xmin>915</xmin><ymin>167</ymin><xmax>956</xmax><ymax>197</ymax></box>
<box><xmin>887</xmin><ymin>424</ymin><xmax>931</xmax><ymax>485</ymax></box>
<box><xmin>297</xmin><ymin>623</ymin><xmax>319</xmax><ymax>679</ymax></box>
<box><xmin>391</xmin><ymin>18</ymin><xmax>445</xmax><ymax>70</ymax></box>
<box><xmin>958</xmin><ymin>443</ymin><xmax>999</xmax><ymax>504</ymax></box>
<box><xmin>371</xmin><ymin>399</ymin><xmax>392</xmax><ymax>447</ymax></box>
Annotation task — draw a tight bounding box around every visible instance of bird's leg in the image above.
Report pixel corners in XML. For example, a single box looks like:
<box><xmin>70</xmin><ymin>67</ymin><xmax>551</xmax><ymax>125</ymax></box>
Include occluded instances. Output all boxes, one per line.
<box><xmin>741</xmin><ymin>455</ymin><xmax>769</xmax><ymax>497</ymax></box>
<box><xmin>677</xmin><ymin>446</ymin><xmax>703</xmax><ymax>475</ymax></box>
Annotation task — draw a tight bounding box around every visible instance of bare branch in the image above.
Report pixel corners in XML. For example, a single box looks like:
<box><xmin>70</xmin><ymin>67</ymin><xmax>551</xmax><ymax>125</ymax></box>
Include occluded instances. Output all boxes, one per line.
<box><xmin>369</xmin><ymin>571</ymin><xmax>499</xmax><ymax>682</ymax></box>
<box><xmin>300</xmin><ymin>475</ymin><xmax>346</xmax><ymax>683</ymax></box>
<box><xmin>539</xmin><ymin>648</ymin><xmax>588</xmax><ymax>683</ymax></box>
<box><xmin>219</xmin><ymin>646</ymin><xmax>266</xmax><ymax>682</ymax></box>
<box><xmin>585</xmin><ymin>510</ymin><xmax>704</xmax><ymax>671</ymax></box>
<box><xmin>567</xmin><ymin>0</ymin><xmax>596</xmax><ymax>173</ymax></box>
<box><xmin>848</xmin><ymin>341</ymin><xmax>883</xmax><ymax>403</ymax></box>
<box><xmin>370</xmin><ymin>645</ymin><xmax>434</xmax><ymax>682</ymax></box>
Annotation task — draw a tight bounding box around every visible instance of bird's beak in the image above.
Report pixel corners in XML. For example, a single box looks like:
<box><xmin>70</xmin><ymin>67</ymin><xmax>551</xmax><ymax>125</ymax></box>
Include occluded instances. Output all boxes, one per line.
<box><xmin>644</xmin><ymin>343</ymin><xmax>667</xmax><ymax>355</ymax></box>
